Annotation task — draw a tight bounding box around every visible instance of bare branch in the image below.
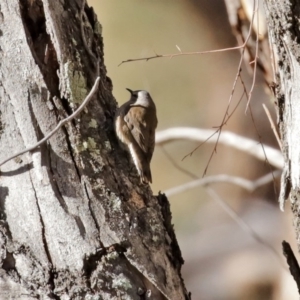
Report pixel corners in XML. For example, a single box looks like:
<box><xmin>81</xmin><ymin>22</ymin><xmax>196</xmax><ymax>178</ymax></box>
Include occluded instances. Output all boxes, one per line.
<box><xmin>118</xmin><ymin>45</ymin><xmax>245</xmax><ymax>66</ymax></box>
<box><xmin>0</xmin><ymin>77</ymin><xmax>101</xmax><ymax>167</ymax></box>
<box><xmin>263</xmin><ymin>104</ymin><xmax>282</xmax><ymax>149</ymax></box>
<box><xmin>238</xmin><ymin>74</ymin><xmax>278</xmax><ymax>196</ymax></box>
<box><xmin>206</xmin><ymin>186</ymin><xmax>287</xmax><ymax>269</ymax></box>
<box><xmin>245</xmin><ymin>0</ymin><xmax>259</xmax><ymax>111</ymax></box>
<box><xmin>200</xmin><ymin>2</ymin><xmax>258</xmax><ymax>175</ymax></box>
<box><xmin>165</xmin><ymin>171</ymin><xmax>281</xmax><ymax>197</ymax></box>
<box><xmin>156</xmin><ymin>127</ymin><xmax>283</xmax><ymax>169</ymax></box>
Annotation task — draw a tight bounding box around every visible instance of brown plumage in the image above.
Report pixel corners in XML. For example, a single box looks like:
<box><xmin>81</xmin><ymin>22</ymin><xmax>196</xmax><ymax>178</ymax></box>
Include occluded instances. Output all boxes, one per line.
<box><xmin>115</xmin><ymin>89</ymin><xmax>157</xmax><ymax>184</ymax></box>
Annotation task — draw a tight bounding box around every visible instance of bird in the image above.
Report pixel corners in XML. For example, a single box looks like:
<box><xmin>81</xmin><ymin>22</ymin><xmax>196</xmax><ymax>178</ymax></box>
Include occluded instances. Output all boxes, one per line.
<box><xmin>115</xmin><ymin>89</ymin><xmax>158</xmax><ymax>184</ymax></box>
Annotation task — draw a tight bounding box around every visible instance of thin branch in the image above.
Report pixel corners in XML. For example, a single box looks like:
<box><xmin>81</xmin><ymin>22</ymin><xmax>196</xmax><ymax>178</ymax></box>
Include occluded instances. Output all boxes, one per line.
<box><xmin>0</xmin><ymin>77</ymin><xmax>101</xmax><ymax>167</ymax></box>
<box><xmin>160</xmin><ymin>146</ymin><xmax>285</xmax><ymax>270</ymax></box>
<box><xmin>118</xmin><ymin>45</ymin><xmax>246</xmax><ymax>66</ymax></box>
<box><xmin>160</xmin><ymin>146</ymin><xmax>198</xmax><ymax>180</ymax></box>
<box><xmin>199</xmin><ymin>1</ymin><xmax>257</xmax><ymax>176</ymax></box>
<box><xmin>156</xmin><ymin>127</ymin><xmax>283</xmax><ymax>169</ymax></box>
<box><xmin>165</xmin><ymin>171</ymin><xmax>281</xmax><ymax>197</ymax></box>
<box><xmin>238</xmin><ymin>73</ymin><xmax>278</xmax><ymax>196</ymax></box>
<box><xmin>250</xmin><ymin>104</ymin><xmax>278</xmax><ymax>195</ymax></box>
<box><xmin>118</xmin><ymin>0</ymin><xmax>256</xmax><ymax>67</ymax></box>
<box><xmin>262</xmin><ymin>104</ymin><xmax>282</xmax><ymax>150</ymax></box>
<box><xmin>200</xmin><ymin>57</ymin><xmax>245</xmax><ymax>176</ymax></box>
<box><xmin>206</xmin><ymin>186</ymin><xmax>287</xmax><ymax>269</ymax></box>
<box><xmin>245</xmin><ymin>0</ymin><xmax>259</xmax><ymax>112</ymax></box>
<box><xmin>181</xmin><ymin>90</ymin><xmax>246</xmax><ymax>160</ymax></box>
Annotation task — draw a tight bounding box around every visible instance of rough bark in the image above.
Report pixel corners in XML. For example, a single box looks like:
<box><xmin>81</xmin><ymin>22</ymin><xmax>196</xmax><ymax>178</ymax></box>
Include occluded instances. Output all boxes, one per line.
<box><xmin>263</xmin><ymin>0</ymin><xmax>300</xmax><ymax>252</ymax></box>
<box><xmin>0</xmin><ymin>0</ymin><xmax>189</xmax><ymax>299</ymax></box>
<box><xmin>224</xmin><ymin>0</ymin><xmax>300</xmax><ymax>294</ymax></box>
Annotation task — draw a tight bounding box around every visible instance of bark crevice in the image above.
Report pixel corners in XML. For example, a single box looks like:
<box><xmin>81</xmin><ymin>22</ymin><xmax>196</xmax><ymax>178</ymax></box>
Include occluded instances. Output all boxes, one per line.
<box><xmin>19</xmin><ymin>0</ymin><xmax>60</xmax><ymax>98</ymax></box>
<box><xmin>28</xmin><ymin>171</ymin><xmax>52</xmax><ymax>267</ymax></box>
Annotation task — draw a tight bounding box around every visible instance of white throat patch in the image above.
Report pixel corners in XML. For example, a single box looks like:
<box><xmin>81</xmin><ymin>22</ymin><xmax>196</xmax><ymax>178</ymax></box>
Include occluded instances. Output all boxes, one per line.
<box><xmin>134</xmin><ymin>91</ymin><xmax>151</xmax><ymax>107</ymax></box>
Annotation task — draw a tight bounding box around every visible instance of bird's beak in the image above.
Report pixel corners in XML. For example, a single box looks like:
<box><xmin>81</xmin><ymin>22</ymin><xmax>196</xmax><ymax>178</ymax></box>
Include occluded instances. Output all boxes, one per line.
<box><xmin>126</xmin><ymin>88</ymin><xmax>133</xmax><ymax>94</ymax></box>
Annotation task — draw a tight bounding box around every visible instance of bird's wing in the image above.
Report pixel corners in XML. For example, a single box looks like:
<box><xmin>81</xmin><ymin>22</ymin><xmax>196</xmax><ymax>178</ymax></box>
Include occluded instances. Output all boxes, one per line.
<box><xmin>146</xmin><ymin>129</ymin><xmax>155</xmax><ymax>163</ymax></box>
<box><xmin>146</xmin><ymin>115</ymin><xmax>157</xmax><ymax>162</ymax></box>
<box><xmin>124</xmin><ymin>107</ymin><xmax>148</xmax><ymax>154</ymax></box>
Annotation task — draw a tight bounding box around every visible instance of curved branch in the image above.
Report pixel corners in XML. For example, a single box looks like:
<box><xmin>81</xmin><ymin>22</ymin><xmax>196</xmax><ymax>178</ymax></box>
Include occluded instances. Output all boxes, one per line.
<box><xmin>156</xmin><ymin>127</ymin><xmax>283</xmax><ymax>169</ymax></box>
<box><xmin>165</xmin><ymin>171</ymin><xmax>281</xmax><ymax>197</ymax></box>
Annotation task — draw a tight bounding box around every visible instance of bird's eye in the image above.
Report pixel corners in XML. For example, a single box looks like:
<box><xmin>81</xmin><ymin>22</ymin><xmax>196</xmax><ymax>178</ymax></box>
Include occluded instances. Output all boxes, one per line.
<box><xmin>132</xmin><ymin>94</ymin><xmax>137</xmax><ymax>98</ymax></box>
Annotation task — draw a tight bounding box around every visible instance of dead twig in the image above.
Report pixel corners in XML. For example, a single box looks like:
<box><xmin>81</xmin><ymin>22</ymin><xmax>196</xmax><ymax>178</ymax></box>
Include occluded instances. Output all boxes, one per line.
<box><xmin>118</xmin><ymin>45</ymin><xmax>246</xmax><ymax>66</ymax></box>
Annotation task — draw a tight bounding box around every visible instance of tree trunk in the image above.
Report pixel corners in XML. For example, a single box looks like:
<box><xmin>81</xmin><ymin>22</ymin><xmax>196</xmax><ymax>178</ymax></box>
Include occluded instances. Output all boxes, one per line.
<box><xmin>0</xmin><ymin>1</ymin><xmax>189</xmax><ymax>299</ymax></box>
<box><xmin>263</xmin><ymin>1</ymin><xmax>300</xmax><ymax>249</ymax></box>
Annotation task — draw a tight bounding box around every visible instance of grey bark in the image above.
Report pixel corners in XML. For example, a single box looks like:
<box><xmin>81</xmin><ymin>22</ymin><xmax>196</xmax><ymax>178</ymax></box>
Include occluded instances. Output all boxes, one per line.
<box><xmin>224</xmin><ymin>0</ymin><xmax>300</xmax><ymax>295</ymax></box>
<box><xmin>263</xmin><ymin>2</ymin><xmax>300</xmax><ymax>216</ymax></box>
<box><xmin>263</xmin><ymin>0</ymin><xmax>300</xmax><ymax>292</ymax></box>
<box><xmin>0</xmin><ymin>0</ymin><xmax>189</xmax><ymax>299</ymax></box>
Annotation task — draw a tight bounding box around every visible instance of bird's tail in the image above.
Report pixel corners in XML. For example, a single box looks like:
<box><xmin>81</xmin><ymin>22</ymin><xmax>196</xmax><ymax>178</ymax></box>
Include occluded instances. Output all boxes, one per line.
<box><xmin>128</xmin><ymin>144</ymin><xmax>152</xmax><ymax>184</ymax></box>
<box><xmin>140</xmin><ymin>163</ymin><xmax>152</xmax><ymax>184</ymax></box>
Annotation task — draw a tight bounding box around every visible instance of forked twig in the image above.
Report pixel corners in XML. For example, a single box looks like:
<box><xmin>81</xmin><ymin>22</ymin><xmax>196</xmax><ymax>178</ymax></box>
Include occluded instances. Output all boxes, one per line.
<box><xmin>185</xmin><ymin>0</ymin><xmax>258</xmax><ymax>175</ymax></box>
<box><xmin>119</xmin><ymin>45</ymin><xmax>246</xmax><ymax>66</ymax></box>
<box><xmin>118</xmin><ymin>0</ymin><xmax>258</xmax><ymax>67</ymax></box>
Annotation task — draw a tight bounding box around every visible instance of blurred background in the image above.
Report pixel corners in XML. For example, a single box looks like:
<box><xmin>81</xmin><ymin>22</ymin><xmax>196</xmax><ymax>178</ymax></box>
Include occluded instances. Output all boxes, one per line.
<box><xmin>88</xmin><ymin>1</ymin><xmax>297</xmax><ymax>299</ymax></box>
